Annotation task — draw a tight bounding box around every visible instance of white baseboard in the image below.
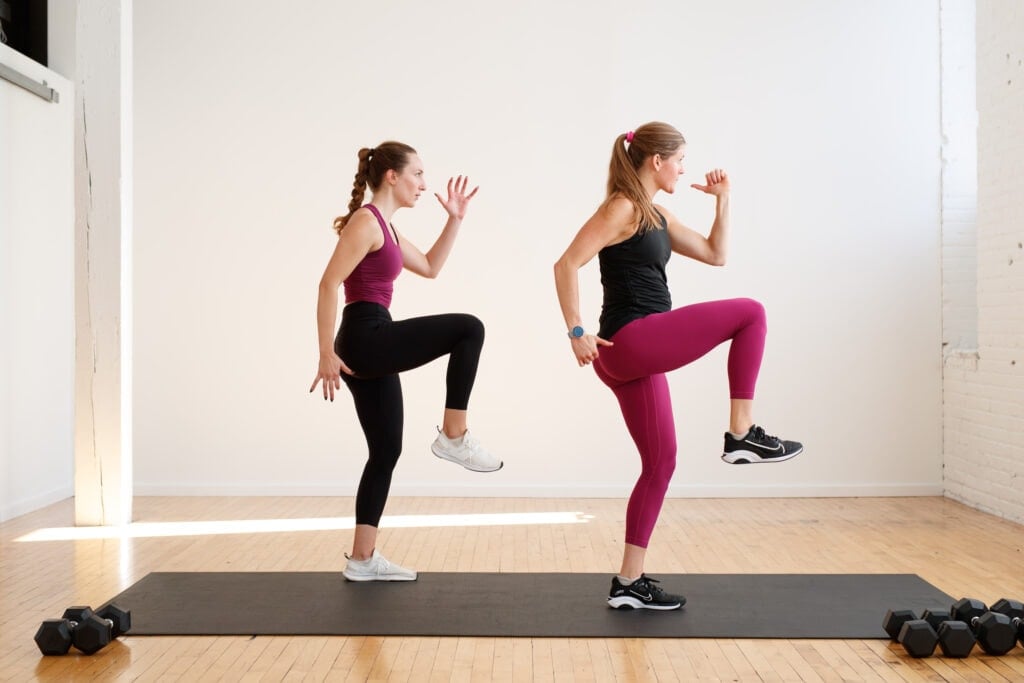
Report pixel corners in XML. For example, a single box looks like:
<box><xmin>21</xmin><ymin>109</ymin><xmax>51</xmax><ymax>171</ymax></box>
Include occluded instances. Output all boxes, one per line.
<box><xmin>0</xmin><ymin>486</ymin><xmax>73</xmax><ymax>522</ymax></box>
<box><xmin>133</xmin><ymin>481</ymin><xmax>943</xmax><ymax>498</ymax></box>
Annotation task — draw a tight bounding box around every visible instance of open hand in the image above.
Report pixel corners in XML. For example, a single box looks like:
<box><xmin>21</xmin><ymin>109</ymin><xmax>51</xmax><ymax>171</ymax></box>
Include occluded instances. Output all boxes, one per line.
<box><xmin>309</xmin><ymin>352</ymin><xmax>354</xmax><ymax>402</ymax></box>
<box><xmin>434</xmin><ymin>175</ymin><xmax>480</xmax><ymax>220</ymax></box>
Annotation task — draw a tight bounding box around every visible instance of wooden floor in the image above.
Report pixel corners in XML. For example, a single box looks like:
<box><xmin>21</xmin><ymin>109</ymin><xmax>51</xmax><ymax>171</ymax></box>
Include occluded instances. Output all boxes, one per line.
<box><xmin>2</xmin><ymin>495</ymin><xmax>1023</xmax><ymax>681</ymax></box>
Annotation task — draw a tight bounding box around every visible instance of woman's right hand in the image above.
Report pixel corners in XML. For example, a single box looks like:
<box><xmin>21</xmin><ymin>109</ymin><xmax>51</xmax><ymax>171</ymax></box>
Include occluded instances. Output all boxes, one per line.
<box><xmin>571</xmin><ymin>334</ymin><xmax>613</xmax><ymax>367</ymax></box>
<box><xmin>309</xmin><ymin>352</ymin><xmax>354</xmax><ymax>401</ymax></box>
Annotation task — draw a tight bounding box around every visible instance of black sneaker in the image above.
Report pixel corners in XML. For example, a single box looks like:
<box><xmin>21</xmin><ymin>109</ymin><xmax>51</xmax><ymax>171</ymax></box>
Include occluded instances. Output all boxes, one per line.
<box><xmin>722</xmin><ymin>425</ymin><xmax>803</xmax><ymax>464</ymax></box>
<box><xmin>607</xmin><ymin>574</ymin><xmax>686</xmax><ymax>610</ymax></box>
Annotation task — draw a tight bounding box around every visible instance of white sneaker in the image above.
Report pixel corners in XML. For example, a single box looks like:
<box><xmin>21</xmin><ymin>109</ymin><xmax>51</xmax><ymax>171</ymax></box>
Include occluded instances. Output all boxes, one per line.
<box><xmin>342</xmin><ymin>550</ymin><xmax>417</xmax><ymax>582</ymax></box>
<box><xmin>430</xmin><ymin>428</ymin><xmax>503</xmax><ymax>472</ymax></box>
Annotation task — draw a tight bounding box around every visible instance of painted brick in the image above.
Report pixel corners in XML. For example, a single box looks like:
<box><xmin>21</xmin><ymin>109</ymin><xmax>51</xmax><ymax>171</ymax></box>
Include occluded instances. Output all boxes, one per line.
<box><xmin>943</xmin><ymin>0</ymin><xmax>1024</xmax><ymax>525</ymax></box>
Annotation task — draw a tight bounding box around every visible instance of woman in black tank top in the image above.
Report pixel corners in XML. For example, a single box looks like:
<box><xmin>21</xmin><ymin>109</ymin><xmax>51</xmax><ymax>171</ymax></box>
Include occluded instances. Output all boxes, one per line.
<box><xmin>554</xmin><ymin>122</ymin><xmax>803</xmax><ymax>610</ymax></box>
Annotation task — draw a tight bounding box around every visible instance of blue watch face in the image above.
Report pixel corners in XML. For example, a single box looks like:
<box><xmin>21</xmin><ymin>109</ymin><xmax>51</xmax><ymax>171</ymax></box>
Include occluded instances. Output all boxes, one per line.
<box><xmin>571</xmin><ymin>326</ymin><xmax>585</xmax><ymax>338</ymax></box>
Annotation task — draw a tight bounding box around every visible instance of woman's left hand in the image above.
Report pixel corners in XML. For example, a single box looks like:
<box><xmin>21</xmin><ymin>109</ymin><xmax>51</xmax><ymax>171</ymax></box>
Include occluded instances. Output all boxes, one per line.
<box><xmin>691</xmin><ymin>168</ymin><xmax>730</xmax><ymax>196</ymax></box>
<box><xmin>435</xmin><ymin>175</ymin><xmax>480</xmax><ymax>219</ymax></box>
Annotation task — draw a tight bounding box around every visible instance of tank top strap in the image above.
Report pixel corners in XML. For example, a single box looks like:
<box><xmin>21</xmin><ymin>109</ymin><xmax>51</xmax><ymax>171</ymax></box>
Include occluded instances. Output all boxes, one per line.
<box><xmin>363</xmin><ymin>204</ymin><xmax>397</xmax><ymax>244</ymax></box>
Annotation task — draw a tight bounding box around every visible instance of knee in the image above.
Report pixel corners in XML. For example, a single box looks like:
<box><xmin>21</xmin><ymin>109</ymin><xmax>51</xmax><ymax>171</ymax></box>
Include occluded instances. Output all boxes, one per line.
<box><xmin>368</xmin><ymin>436</ymin><xmax>403</xmax><ymax>471</ymax></box>
<box><xmin>641</xmin><ymin>448</ymin><xmax>677</xmax><ymax>484</ymax></box>
<box><xmin>367</xmin><ymin>448</ymin><xmax>402</xmax><ymax>474</ymax></box>
<box><xmin>460</xmin><ymin>314</ymin><xmax>485</xmax><ymax>345</ymax></box>
<box><xmin>655</xmin><ymin>454</ymin><xmax>677</xmax><ymax>482</ymax></box>
<box><xmin>737</xmin><ymin>298</ymin><xmax>766</xmax><ymax>324</ymax></box>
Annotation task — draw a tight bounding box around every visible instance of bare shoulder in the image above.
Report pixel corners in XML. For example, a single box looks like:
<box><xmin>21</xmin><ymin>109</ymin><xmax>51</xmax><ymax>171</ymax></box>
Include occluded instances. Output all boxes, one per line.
<box><xmin>339</xmin><ymin>208</ymin><xmax>383</xmax><ymax>248</ymax></box>
<box><xmin>593</xmin><ymin>195</ymin><xmax>640</xmax><ymax>244</ymax></box>
<box><xmin>603</xmin><ymin>195</ymin><xmax>637</xmax><ymax>223</ymax></box>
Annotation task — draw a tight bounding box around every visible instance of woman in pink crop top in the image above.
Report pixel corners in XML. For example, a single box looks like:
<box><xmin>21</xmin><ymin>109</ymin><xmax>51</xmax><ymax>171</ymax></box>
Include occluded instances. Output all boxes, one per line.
<box><xmin>311</xmin><ymin>141</ymin><xmax>502</xmax><ymax>582</ymax></box>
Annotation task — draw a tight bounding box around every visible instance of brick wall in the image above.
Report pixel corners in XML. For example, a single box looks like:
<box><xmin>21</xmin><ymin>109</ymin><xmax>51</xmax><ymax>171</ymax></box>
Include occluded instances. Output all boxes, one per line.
<box><xmin>943</xmin><ymin>0</ymin><xmax>1024</xmax><ymax>522</ymax></box>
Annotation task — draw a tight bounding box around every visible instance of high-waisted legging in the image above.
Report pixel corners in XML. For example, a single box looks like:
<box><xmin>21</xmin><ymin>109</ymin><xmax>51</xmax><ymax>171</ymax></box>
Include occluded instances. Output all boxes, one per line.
<box><xmin>336</xmin><ymin>301</ymin><xmax>485</xmax><ymax>527</ymax></box>
<box><xmin>592</xmin><ymin>298</ymin><xmax>767</xmax><ymax>548</ymax></box>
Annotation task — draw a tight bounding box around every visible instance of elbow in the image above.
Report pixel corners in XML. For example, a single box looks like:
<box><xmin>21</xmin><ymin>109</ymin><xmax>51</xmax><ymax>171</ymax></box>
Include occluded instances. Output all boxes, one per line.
<box><xmin>419</xmin><ymin>256</ymin><xmax>440</xmax><ymax>279</ymax></box>
<box><xmin>553</xmin><ymin>257</ymin><xmax>574</xmax><ymax>281</ymax></box>
<box><xmin>708</xmin><ymin>250</ymin><xmax>727</xmax><ymax>267</ymax></box>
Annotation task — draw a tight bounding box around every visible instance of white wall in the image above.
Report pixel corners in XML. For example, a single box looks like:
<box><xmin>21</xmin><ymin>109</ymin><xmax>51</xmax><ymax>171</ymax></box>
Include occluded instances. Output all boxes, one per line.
<box><xmin>133</xmin><ymin>0</ymin><xmax>943</xmax><ymax>497</ymax></box>
<box><xmin>0</xmin><ymin>44</ymin><xmax>75</xmax><ymax>520</ymax></box>
<box><xmin>944</xmin><ymin>0</ymin><xmax>1024</xmax><ymax>522</ymax></box>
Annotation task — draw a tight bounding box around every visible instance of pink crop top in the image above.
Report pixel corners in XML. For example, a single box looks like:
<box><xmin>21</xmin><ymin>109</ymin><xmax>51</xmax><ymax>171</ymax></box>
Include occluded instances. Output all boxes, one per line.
<box><xmin>342</xmin><ymin>204</ymin><xmax>404</xmax><ymax>308</ymax></box>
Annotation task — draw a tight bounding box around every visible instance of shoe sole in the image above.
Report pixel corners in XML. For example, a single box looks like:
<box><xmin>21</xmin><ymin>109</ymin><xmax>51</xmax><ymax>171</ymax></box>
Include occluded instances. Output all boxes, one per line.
<box><xmin>607</xmin><ymin>596</ymin><xmax>685</xmax><ymax>610</ymax></box>
<box><xmin>431</xmin><ymin>445</ymin><xmax>504</xmax><ymax>473</ymax></box>
<box><xmin>721</xmin><ymin>445</ymin><xmax>803</xmax><ymax>464</ymax></box>
<box><xmin>342</xmin><ymin>571</ymin><xmax>418</xmax><ymax>582</ymax></box>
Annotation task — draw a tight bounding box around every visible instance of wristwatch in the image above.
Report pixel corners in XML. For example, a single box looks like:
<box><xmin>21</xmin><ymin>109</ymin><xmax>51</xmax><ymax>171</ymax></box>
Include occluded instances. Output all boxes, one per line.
<box><xmin>568</xmin><ymin>325</ymin><xmax>585</xmax><ymax>339</ymax></box>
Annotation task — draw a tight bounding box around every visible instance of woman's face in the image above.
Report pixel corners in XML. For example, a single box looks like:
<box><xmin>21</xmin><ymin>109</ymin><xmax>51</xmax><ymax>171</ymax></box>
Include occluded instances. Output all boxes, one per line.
<box><xmin>392</xmin><ymin>154</ymin><xmax>427</xmax><ymax>208</ymax></box>
<box><xmin>654</xmin><ymin>146</ymin><xmax>686</xmax><ymax>194</ymax></box>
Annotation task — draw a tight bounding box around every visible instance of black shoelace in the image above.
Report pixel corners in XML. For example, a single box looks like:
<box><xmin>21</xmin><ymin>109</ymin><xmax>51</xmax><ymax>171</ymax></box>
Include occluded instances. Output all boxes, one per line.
<box><xmin>750</xmin><ymin>425</ymin><xmax>780</xmax><ymax>444</ymax></box>
<box><xmin>634</xmin><ymin>575</ymin><xmax>670</xmax><ymax>598</ymax></box>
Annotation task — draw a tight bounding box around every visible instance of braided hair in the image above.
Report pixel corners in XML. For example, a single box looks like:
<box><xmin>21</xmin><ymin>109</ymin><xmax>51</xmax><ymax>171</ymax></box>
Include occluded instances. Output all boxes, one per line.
<box><xmin>333</xmin><ymin>141</ymin><xmax>418</xmax><ymax>234</ymax></box>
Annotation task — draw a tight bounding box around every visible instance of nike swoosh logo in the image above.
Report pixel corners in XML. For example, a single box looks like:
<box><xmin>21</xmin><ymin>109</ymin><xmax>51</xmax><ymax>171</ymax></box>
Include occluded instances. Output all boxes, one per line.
<box><xmin>628</xmin><ymin>591</ymin><xmax>654</xmax><ymax>602</ymax></box>
<box><xmin>745</xmin><ymin>439</ymin><xmax>782</xmax><ymax>451</ymax></box>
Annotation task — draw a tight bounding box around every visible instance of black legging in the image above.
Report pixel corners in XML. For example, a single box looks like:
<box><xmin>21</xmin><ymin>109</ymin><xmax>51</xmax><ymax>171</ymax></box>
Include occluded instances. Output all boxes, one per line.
<box><xmin>336</xmin><ymin>301</ymin><xmax>485</xmax><ymax>526</ymax></box>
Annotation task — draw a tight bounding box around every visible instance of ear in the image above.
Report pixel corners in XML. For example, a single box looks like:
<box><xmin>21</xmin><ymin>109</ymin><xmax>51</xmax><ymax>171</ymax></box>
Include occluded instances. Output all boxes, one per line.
<box><xmin>386</xmin><ymin>169</ymin><xmax>398</xmax><ymax>185</ymax></box>
<box><xmin>651</xmin><ymin>154</ymin><xmax>663</xmax><ymax>171</ymax></box>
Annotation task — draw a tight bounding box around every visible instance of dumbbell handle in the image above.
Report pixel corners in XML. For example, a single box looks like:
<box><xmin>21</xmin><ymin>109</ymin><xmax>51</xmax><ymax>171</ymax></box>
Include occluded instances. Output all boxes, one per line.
<box><xmin>968</xmin><ymin>614</ymin><xmax>1022</xmax><ymax>626</ymax></box>
<box><xmin>64</xmin><ymin>616</ymin><xmax>114</xmax><ymax>630</ymax></box>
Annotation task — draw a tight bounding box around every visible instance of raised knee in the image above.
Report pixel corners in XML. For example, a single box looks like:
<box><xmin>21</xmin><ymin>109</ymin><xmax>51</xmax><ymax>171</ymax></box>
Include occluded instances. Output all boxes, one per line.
<box><xmin>739</xmin><ymin>298</ymin><xmax>766</xmax><ymax>323</ymax></box>
<box><xmin>462</xmin><ymin>314</ymin><xmax>485</xmax><ymax>343</ymax></box>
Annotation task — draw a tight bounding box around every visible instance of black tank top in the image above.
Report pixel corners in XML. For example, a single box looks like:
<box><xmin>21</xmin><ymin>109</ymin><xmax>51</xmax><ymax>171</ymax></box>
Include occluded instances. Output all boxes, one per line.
<box><xmin>597</xmin><ymin>213</ymin><xmax>672</xmax><ymax>340</ymax></box>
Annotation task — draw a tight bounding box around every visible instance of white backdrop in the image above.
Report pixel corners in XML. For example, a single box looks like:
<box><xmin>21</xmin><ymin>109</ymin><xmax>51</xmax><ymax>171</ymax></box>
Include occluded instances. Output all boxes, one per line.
<box><xmin>0</xmin><ymin>45</ymin><xmax>75</xmax><ymax>520</ymax></box>
<box><xmin>133</xmin><ymin>0</ymin><xmax>942</xmax><ymax>497</ymax></box>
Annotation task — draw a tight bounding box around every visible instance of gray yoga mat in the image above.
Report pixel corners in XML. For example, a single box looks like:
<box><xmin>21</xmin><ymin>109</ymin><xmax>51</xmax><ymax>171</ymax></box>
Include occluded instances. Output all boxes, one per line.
<box><xmin>102</xmin><ymin>572</ymin><xmax>953</xmax><ymax>638</ymax></box>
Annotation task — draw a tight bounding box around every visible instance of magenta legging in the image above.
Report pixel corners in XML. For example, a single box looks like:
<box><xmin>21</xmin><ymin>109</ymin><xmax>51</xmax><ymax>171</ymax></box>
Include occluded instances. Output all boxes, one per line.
<box><xmin>592</xmin><ymin>298</ymin><xmax>767</xmax><ymax>548</ymax></box>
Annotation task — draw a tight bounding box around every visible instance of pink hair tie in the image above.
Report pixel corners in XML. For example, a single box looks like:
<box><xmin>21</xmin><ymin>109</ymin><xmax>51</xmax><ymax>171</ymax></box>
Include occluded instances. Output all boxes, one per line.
<box><xmin>625</xmin><ymin>131</ymin><xmax>635</xmax><ymax>143</ymax></box>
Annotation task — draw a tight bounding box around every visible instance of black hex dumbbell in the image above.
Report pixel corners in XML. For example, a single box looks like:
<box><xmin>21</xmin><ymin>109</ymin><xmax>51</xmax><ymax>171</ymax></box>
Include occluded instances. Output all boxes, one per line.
<box><xmin>63</xmin><ymin>604</ymin><xmax>132</xmax><ymax>638</ymax></box>
<box><xmin>951</xmin><ymin>597</ymin><xmax>1017</xmax><ymax>656</ymax></box>
<box><xmin>897</xmin><ymin>619</ymin><xmax>938</xmax><ymax>657</ymax></box>
<box><xmin>883</xmin><ymin>609</ymin><xmax>917</xmax><ymax>641</ymax></box>
<box><xmin>918</xmin><ymin>606</ymin><xmax>978</xmax><ymax>657</ymax></box>
<box><xmin>34</xmin><ymin>619</ymin><xmax>76</xmax><ymax>656</ymax></box>
<box><xmin>883</xmin><ymin>605</ymin><xmax>955</xmax><ymax>639</ymax></box>
<box><xmin>990</xmin><ymin>598</ymin><xmax>1024</xmax><ymax>649</ymax></box>
<box><xmin>34</xmin><ymin>612</ymin><xmax>109</xmax><ymax>656</ymax></box>
<box><xmin>884</xmin><ymin>608</ymin><xmax>975</xmax><ymax>658</ymax></box>
<box><xmin>59</xmin><ymin>607</ymin><xmax>113</xmax><ymax>655</ymax></box>
<box><xmin>919</xmin><ymin>607</ymin><xmax>953</xmax><ymax>632</ymax></box>
<box><xmin>935</xmin><ymin>620</ymin><xmax>976</xmax><ymax>658</ymax></box>
<box><xmin>34</xmin><ymin>603</ymin><xmax>132</xmax><ymax>656</ymax></box>
<box><xmin>96</xmin><ymin>604</ymin><xmax>132</xmax><ymax>638</ymax></box>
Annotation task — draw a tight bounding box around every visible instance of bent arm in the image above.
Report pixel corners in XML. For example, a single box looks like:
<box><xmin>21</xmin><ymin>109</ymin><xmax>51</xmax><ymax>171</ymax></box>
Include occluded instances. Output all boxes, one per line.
<box><xmin>401</xmin><ymin>175</ymin><xmax>479</xmax><ymax>279</ymax></box>
<box><xmin>395</xmin><ymin>215</ymin><xmax>461</xmax><ymax>279</ymax></box>
<box><xmin>660</xmin><ymin>194</ymin><xmax>730</xmax><ymax>266</ymax></box>
<box><xmin>554</xmin><ymin>198</ymin><xmax>635</xmax><ymax>334</ymax></box>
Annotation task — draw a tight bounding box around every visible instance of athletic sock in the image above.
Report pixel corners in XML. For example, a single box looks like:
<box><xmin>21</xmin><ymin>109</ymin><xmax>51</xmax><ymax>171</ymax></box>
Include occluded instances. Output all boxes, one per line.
<box><xmin>728</xmin><ymin>428</ymin><xmax>751</xmax><ymax>440</ymax></box>
<box><xmin>617</xmin><ymin>575</ymin><xmax>639</xmax><ymax>585</ymax></box>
